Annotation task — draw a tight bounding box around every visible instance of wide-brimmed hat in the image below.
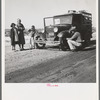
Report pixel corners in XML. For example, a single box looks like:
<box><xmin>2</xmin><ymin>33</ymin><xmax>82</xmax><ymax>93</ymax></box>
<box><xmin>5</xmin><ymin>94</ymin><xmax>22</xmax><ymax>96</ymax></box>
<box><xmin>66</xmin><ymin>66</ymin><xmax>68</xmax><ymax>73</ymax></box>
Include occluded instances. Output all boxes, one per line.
<box><xmin>10</xmin><ymin>23</ymin><xmax>16</xmax><ymax>27</ymax></box>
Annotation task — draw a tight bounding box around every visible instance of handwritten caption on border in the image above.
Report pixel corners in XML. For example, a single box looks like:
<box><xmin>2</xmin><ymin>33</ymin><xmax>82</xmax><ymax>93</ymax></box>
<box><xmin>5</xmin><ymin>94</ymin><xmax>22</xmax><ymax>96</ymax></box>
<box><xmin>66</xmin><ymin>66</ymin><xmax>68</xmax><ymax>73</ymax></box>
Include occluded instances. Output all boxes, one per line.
<box><xmin>47</xmin><ymin>83</ymin><xmax>59</xmax><ymax>87</ymax></box>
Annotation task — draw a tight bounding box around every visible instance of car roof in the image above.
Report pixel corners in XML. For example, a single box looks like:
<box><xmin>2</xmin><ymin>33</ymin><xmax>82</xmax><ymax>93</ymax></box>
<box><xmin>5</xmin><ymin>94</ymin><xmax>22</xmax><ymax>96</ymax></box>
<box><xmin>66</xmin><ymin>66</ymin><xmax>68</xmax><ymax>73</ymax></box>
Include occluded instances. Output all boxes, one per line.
<box><xmin>44</xmin><ymin>12</ymin><xmax>92</xmax><ymax>19</ymax></box>
<box><xmin>54</xmin><ymin>12</ymin><xmax>91</xmax><ymax>17</ymax></box>
<box><xmin>53</xmin><ymin>13</ymin><xmax>79</xmax><ymax>17</ymax></box>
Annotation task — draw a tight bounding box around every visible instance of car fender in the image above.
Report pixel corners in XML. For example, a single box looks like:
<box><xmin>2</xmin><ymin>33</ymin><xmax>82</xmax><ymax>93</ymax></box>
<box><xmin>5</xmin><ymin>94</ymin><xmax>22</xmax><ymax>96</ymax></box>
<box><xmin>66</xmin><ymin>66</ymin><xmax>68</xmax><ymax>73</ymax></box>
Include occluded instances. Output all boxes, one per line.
<box><xmin>57</xmin><ymin>32</ymin><xmax>64</xmax><ymax>38</ymax></box>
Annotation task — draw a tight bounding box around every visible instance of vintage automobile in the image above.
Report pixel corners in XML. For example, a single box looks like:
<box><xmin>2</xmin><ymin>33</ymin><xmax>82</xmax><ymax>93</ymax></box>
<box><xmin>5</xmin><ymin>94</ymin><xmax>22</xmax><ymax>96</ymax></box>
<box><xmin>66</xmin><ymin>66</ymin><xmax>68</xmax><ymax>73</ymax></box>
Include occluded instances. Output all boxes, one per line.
<box><xmin>34</xmin><ymin>10</ymin><xmax>92</xmax><ymax>50</ymax></box>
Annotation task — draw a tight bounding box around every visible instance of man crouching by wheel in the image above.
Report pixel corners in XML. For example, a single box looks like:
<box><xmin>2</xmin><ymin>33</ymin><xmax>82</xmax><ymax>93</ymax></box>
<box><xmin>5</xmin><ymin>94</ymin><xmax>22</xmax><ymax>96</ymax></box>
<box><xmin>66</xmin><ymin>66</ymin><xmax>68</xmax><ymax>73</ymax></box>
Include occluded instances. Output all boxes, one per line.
<box><xmin>58</xmin><ymin>25</ymin><xmax>75</xmax><ymax>51</ymax></box>
<box><xmin>67</xmin><ymin>25</ymin><xmax>83</xmax><ymax>52</ymax></box>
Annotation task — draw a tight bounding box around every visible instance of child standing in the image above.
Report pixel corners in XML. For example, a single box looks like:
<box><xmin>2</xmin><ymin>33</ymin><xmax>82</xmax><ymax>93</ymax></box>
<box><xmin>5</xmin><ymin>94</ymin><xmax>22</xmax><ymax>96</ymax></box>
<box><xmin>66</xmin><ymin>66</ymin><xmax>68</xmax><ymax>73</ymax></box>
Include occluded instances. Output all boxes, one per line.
<box><xmin>28</xmin><ymin>25</ymin><xmax>37</xmax><ymax>49</ymax></box>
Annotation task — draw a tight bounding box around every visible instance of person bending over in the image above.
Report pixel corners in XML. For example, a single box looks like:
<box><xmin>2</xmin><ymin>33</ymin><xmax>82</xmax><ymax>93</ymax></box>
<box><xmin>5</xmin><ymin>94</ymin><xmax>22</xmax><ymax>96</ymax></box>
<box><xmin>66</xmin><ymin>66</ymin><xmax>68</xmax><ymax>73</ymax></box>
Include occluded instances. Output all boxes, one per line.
<box><xmin>67</xmin><ymin>25</ymin><xmax>82</xmax><ymax>52</ymax></box>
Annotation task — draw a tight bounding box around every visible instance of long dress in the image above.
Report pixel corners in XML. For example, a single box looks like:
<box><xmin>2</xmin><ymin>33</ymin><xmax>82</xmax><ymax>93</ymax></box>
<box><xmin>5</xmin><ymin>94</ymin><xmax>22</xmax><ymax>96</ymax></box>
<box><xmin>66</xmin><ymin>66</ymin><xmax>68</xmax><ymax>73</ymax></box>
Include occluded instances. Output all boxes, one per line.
<box><xmin>17</xmin><ymin>23</ymin><xmax>25</xmax><ymax>44</ymax></box>
<box><xmin>10</xmin><ymin>28</ymin><xmax>19</xmax><ymax>46</ymax></box>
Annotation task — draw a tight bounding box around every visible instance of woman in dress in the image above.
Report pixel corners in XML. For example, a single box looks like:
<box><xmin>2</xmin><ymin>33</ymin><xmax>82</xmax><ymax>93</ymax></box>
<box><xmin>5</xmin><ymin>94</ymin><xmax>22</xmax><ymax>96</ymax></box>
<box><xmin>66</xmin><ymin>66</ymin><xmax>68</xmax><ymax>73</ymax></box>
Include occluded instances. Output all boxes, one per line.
<box><xmin>17</xmin><ymin>19</ymin><xmax>25</xmax><ymax>50</ymax></box>
<box><xmin>10</xmin><ymin>23</ymin><xmax>20</xmax><ymax>50</ymax></box>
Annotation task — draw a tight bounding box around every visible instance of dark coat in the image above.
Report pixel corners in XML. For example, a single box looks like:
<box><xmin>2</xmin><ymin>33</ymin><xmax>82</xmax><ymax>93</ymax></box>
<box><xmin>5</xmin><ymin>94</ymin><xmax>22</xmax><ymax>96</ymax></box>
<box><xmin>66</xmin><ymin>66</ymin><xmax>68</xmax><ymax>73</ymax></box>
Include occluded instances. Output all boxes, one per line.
<box><xmin>10</xmin><ymin>28</ymin><xmax>19</xmax><ymax>46</ymax></box>
<box><xmin>17</xmin><ymin>23</ymin><xmax>25</xmax><ymax>44</ymax></box>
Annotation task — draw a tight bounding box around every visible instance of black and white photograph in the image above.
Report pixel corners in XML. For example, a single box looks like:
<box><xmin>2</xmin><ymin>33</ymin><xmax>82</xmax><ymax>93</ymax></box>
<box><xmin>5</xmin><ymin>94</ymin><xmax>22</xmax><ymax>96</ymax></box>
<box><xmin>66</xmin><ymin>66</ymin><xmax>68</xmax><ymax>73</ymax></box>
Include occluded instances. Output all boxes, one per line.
<box><xmin>5</xmin><ymin>0</ymin><xmax>97</xmax><ymax>83</ymax></box>
<box><xmin>3</xmin><ymin>0</ymin><xmax>99</xmax><ymax>100</ymax></box>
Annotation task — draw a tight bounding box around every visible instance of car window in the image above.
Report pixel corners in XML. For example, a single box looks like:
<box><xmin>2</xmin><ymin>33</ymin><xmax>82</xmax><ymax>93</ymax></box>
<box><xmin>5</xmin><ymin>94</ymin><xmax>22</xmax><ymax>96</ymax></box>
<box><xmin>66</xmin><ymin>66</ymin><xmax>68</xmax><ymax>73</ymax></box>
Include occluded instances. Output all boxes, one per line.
<box><xmin>45</xmin><ymin>18</ymin><xmax>53</xmax><ymax>26</ymax></box>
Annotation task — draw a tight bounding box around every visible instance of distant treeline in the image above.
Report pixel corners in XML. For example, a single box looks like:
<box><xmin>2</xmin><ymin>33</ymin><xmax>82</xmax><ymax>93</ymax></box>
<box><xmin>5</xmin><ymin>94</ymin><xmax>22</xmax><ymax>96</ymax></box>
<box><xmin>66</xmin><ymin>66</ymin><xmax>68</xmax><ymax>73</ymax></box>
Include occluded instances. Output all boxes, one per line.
<box><xmin>5</xmin><ymin>27</ymin><xmax>96</xmax><ymax>37</ymax></box>
<box><xmin>5</xmin><ymin>28</ymin><xmax>44</xmax><ymax>37</ymax></box>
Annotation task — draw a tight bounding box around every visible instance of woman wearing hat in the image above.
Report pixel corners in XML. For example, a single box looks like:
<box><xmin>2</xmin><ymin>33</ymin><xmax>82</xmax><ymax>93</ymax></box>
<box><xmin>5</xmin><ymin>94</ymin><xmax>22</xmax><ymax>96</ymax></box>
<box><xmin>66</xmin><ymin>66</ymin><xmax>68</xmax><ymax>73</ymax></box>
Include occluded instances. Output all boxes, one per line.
<box><xmin>10</xmin><ymin>23</ymin><xmax>20</xmax><ymax>50</ymax></box>
<box><xmin>17</xmin><ymin>19</ymin><xmax>25</xmax><ymax>50</ymax></box>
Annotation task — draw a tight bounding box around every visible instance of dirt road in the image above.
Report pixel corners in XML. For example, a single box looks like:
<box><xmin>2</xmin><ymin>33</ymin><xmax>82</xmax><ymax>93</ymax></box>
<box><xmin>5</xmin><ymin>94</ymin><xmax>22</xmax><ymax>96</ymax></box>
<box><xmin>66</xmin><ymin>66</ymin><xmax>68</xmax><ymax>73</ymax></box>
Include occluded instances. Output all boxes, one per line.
<box><xmin>5</xmin><ymin>40</ymin><xmax>96</xmax><ymax>83</ymax></box>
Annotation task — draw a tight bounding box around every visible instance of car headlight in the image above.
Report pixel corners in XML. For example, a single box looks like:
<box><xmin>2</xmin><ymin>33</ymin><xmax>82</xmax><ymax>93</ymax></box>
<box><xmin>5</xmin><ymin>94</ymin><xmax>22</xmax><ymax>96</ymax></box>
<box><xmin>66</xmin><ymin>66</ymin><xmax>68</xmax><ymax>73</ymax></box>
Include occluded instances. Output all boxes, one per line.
<box><xmin>54</xmin><ymin>27</ymin><xmax>58</xmax><ymax>32</ymax></box>
<box><xmin>42</xmin><ymin>29</ymin><xmax>44</xmax><ymax>33</ymax></box>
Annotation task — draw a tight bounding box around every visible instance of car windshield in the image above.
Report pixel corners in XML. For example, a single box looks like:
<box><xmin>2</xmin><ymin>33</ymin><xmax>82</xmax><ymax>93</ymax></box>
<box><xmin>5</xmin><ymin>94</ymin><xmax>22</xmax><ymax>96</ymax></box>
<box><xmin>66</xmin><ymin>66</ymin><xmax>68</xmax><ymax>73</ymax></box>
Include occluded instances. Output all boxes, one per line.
<box><xmin>54</xmin><ymin>15</ymin><xmax>72</xmax><ymax>25</ymax></box>
<box><xmin>45</xmin><ymin>18</ymin><xmax>53</xmax><ymax>26</ymax></box>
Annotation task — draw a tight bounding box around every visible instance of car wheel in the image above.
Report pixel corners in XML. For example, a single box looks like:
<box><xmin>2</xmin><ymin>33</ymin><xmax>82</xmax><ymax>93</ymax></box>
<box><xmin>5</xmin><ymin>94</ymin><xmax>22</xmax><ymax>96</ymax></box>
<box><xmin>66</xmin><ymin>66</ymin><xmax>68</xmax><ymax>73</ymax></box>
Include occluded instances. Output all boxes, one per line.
<box><xmin>60</xmin><ymin>43</ymin><xmax>66</xmax><ymax>51</ymax></box>
<box><xmin>35</xmin><ymin>36</ymin><xmax>45</xmax><ymax>49</ymax></box>
<box><xmin>59</xmin><ymin>37</ymin><xmax>68</xmax><ymax>51</ymax></box>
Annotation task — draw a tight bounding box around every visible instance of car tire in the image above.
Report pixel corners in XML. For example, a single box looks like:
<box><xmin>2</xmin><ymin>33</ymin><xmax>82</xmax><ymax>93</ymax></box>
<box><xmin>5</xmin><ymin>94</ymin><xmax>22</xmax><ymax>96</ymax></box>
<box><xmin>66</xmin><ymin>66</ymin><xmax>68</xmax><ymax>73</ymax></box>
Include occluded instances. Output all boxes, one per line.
<box><xmin>35</xmin><ymin>36</ymin><xmax>45</xmax><ymax>49</ymax></box>
<box><xmin>60</xmin><ymin>43</ymin><xmax>66</xmax><ymax>51</ymax></box>
<box><xmin>59</xmin><ymin>37</ymin><xmax>68</xmax><ymax>51</ymax></box>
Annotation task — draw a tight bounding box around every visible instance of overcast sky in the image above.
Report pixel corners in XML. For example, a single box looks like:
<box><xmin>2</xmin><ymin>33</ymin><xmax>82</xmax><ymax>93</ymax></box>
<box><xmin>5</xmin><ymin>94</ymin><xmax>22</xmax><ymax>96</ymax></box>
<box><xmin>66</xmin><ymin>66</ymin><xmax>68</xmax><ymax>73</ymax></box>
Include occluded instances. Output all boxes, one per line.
<box><xmin>5</xmin><ymin>0</ymin><xmax>96</xmax><ymax>29</ymax></box>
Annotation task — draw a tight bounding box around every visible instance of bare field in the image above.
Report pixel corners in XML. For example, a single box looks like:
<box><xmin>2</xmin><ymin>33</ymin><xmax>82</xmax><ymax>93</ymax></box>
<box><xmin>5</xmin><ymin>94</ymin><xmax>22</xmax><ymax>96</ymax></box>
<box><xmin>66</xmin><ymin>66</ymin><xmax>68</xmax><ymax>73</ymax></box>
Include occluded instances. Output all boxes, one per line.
<box><xmin>5</xmin><ymin>33</ymin><xmax>96</xmax><ymax>83</ymax></box>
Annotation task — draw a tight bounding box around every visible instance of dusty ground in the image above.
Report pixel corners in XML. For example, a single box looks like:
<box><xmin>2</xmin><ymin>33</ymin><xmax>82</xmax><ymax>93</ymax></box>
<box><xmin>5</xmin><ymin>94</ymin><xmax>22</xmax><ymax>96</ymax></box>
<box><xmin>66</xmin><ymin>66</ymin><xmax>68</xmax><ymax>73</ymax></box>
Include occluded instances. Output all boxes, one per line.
<box><xmin>5</xmin><ymin>33</ymin><xmax>96</xmax><ymax>83</ymax></box>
